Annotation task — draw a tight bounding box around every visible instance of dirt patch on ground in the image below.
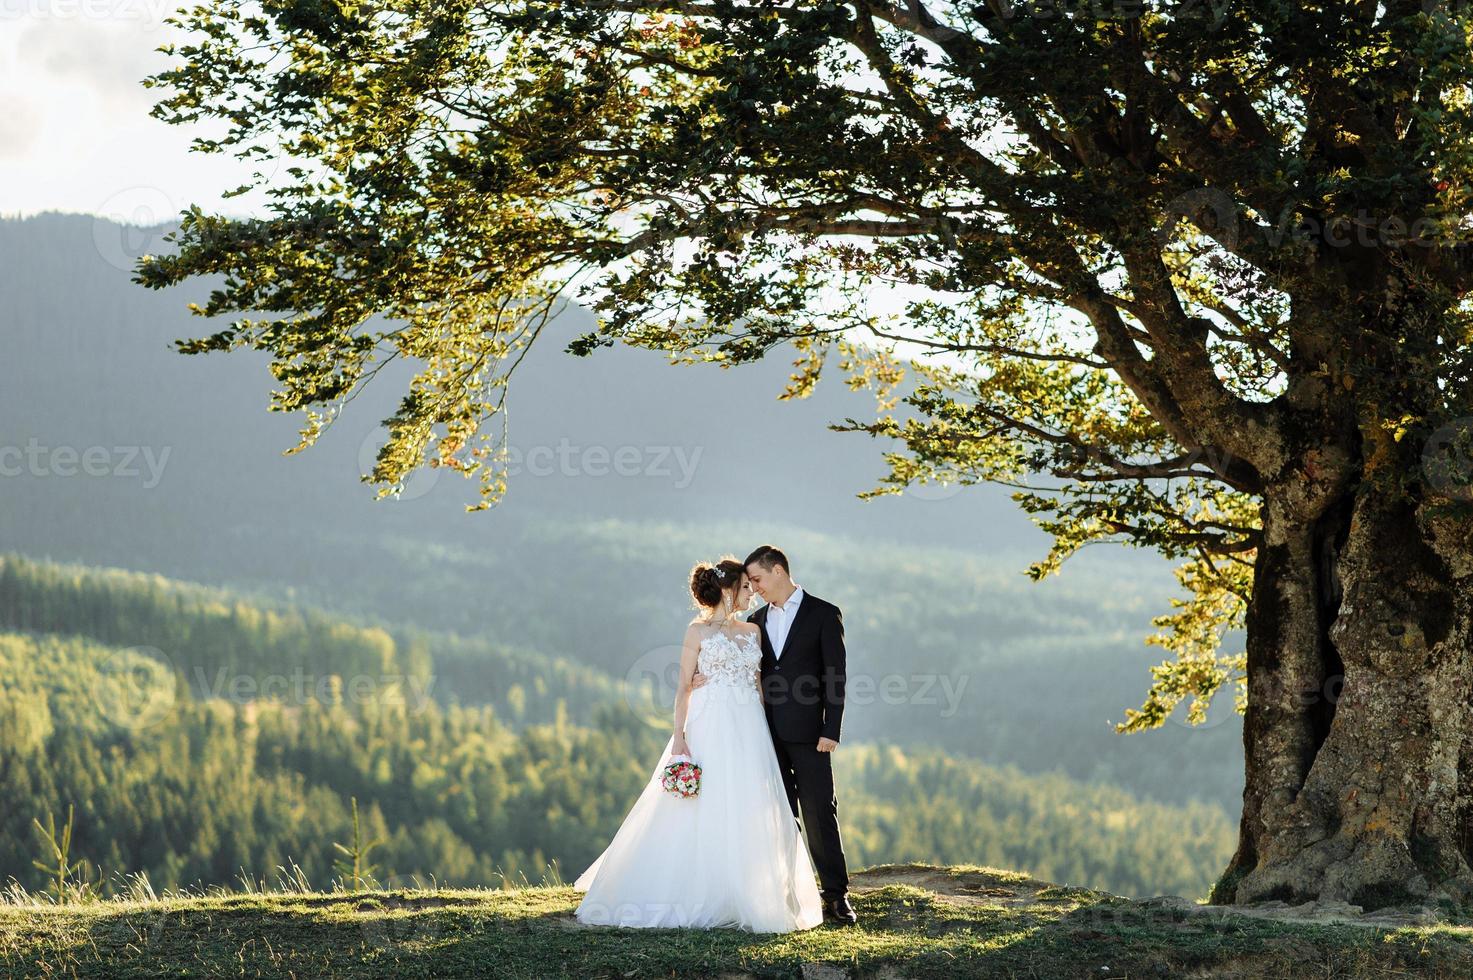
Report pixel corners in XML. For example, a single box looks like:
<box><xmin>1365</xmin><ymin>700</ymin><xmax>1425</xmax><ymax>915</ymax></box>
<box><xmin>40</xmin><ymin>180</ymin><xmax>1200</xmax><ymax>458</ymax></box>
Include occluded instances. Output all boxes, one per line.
<box><xmin>850</xmin><ymin>863</ymin><xmax>1071</xmax><ymax>910</ymax></box>
<box><xmin>1132</xmin><ymin>892</ymin><xmax>1450</xmax><ymax>929</ymax></box>
<box><xmin>851</xmin><ymin>862</ymin><xmax>1457</xmax><ymax>930</ymax></box>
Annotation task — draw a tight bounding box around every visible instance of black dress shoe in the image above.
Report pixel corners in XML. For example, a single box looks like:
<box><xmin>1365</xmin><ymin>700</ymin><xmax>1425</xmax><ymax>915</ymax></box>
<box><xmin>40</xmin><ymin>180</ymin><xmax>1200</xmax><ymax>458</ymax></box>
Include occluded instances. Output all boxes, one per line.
<box><xmin>823</xmin><ymin>895</ymin><xmax>857</xmax><ymax>926</ymax></box>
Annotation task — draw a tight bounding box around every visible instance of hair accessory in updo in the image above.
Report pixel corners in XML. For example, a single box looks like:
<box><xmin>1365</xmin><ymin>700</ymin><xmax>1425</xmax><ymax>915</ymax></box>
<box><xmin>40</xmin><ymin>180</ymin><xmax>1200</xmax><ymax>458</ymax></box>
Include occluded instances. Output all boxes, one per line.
<box><xmin>689</xmin><ymin>557</ymin><xmax>745</xmax><ymax>610</ymax></box>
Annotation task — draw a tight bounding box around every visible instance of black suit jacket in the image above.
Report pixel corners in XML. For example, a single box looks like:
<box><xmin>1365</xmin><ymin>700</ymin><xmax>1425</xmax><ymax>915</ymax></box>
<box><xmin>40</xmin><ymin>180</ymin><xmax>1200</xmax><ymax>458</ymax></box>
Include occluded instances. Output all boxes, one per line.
<box><xmin>750</xmin><ymin>592</ymin><xmax>846</xmax><ymax>744</ymax></box>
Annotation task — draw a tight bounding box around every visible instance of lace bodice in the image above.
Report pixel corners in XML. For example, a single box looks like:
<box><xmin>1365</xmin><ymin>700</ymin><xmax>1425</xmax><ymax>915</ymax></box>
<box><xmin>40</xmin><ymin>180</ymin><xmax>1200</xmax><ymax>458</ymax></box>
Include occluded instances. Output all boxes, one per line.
<box><xmin>696</xmin><ymin>628</ymin><xmax>762</xmax><ymax>689</ymax></box>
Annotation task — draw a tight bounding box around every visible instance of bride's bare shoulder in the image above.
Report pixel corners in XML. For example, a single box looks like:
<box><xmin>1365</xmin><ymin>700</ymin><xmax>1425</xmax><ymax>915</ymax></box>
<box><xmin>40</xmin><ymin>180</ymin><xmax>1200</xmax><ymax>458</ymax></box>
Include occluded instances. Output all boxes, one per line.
<box><xmin>685</xmin><ymin>618</ymin><xmax>717</xmax><ymax>636</ymax></box>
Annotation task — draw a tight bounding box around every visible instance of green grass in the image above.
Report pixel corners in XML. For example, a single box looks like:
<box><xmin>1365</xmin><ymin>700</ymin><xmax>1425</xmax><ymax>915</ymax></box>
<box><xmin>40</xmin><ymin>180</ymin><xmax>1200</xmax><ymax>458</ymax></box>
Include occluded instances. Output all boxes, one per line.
<box><xmin>4</xmin><ymin>864</ymin><xmax>1473</xmax><ymax>978</ymax></box>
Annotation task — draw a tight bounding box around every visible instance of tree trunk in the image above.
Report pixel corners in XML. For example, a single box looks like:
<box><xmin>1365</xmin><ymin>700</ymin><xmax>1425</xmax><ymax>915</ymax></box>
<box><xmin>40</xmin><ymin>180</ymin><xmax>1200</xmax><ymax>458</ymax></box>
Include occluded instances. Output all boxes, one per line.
<box><xmin>1213</xmin><ymin>478</ymin><xmax>1473</xmax><ymax>910</ymax></box>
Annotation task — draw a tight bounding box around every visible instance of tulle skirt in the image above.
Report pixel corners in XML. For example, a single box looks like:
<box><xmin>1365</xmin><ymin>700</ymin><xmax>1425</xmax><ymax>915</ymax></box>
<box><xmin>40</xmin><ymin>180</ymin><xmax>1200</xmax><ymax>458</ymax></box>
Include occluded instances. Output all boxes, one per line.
<box><xmin>572</xmin><ymin>680</ymin><xmax>824</xmax><ymax>933</ymax></box>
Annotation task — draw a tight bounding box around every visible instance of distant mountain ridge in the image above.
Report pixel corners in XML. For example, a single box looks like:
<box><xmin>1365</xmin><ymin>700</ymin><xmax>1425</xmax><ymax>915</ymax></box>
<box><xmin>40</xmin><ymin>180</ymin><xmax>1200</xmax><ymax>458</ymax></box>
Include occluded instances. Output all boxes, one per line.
<box><xmin>1</xmin><ymin>210</ymin><xmax>1056</xmax><ymax>559</ymax></box>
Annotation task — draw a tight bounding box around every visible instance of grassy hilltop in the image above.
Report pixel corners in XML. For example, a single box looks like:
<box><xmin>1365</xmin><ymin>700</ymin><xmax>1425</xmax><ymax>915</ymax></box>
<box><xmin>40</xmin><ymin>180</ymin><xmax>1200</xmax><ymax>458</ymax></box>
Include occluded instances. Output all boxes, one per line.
<box><xmin>5</xmin><ymin>864</ymin><xmax>1473</xmax><ymax>979</ymax></box>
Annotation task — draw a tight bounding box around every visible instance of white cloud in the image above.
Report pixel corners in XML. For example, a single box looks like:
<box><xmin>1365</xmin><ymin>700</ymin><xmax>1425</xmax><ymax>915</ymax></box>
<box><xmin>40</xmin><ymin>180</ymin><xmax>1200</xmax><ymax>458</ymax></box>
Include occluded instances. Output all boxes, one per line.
<box><xmin>0</xmin><ymin>6</ymin><xmax>267</xmax><ymax>219</ymax></box>
<box><xmin>19</xmin><ymin>18</ymin><xmax>169</xmax><ymax>110</ymax></box>
<box><xmin>0</xmin><ymin>95</ymin><xmax>40</xmax><ymax>157</ymax></box>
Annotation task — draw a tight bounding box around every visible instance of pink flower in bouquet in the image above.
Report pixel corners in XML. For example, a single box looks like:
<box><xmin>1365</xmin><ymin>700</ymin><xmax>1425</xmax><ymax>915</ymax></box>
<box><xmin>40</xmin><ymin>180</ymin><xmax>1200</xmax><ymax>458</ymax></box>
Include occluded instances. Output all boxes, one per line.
<box><xmin>661</xmin><ymin>754</ymin><xmax>701</xmax><ymax>798</ymax></box>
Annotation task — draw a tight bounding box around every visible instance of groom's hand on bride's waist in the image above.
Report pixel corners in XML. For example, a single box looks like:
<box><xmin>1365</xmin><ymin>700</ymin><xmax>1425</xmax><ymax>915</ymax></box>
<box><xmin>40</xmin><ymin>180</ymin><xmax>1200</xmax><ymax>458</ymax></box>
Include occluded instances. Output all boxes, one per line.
<box><xmin>689</xmin><ymin>672</ymin><xmax>707</xmax><ymax>689</ymax></box>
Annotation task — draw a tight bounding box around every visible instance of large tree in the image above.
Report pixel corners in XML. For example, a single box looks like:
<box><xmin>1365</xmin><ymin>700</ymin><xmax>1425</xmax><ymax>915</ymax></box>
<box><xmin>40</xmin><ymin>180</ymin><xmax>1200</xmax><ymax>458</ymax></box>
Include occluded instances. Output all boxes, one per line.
<box><xmin>142</xmin><ymin>0</ymin><xmax>1473</xmax><ymax>908</ymax></box>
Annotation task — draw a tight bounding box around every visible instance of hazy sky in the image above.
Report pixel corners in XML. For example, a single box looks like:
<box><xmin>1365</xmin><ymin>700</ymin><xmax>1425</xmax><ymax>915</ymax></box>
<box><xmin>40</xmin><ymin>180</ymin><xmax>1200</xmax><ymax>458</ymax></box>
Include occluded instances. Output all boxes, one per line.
<box><xmin>0</xmin><ymin>2</ymin><xmax>980</xmax><ymax>342</ymax></box>
<box><xmin>0</xmin><ymin>1</ymin><xmax>264</xmax><ymax>221</ymax></box>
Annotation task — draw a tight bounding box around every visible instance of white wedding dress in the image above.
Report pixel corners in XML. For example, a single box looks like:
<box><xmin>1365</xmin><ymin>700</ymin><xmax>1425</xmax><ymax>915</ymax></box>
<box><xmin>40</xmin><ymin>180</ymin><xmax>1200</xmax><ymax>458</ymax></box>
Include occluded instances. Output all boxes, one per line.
<box><xmin>573</xmin><ymin>626</ymin><xmax>824</xmax><ymax>932</ymax></box>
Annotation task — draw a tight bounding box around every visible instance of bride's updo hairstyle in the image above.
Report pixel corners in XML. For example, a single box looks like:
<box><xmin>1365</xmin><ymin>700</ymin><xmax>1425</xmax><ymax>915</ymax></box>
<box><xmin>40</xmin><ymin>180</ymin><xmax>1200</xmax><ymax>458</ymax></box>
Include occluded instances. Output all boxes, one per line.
<box><xmin>690</xmin><ymin>557</ymin><xmax>745</xmax><ymax>610</ymax></box>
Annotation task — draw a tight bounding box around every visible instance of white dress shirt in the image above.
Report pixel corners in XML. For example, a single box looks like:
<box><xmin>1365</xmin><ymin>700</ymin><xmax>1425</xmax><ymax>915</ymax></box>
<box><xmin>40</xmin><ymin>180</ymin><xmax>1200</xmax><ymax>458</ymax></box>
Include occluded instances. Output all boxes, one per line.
<box><xmin>766</xmin><ymin>586</ymin><xmax>804</xmax><ymax>660</ymax></box>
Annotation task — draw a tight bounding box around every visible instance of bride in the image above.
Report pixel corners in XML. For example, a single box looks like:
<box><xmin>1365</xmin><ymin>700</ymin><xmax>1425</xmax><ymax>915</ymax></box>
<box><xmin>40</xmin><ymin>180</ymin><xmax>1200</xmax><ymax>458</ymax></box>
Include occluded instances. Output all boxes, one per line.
<box><xmin>572</xmin><ymin>558</ymin><xmax>824</xmax><ymax>932</ymax></box>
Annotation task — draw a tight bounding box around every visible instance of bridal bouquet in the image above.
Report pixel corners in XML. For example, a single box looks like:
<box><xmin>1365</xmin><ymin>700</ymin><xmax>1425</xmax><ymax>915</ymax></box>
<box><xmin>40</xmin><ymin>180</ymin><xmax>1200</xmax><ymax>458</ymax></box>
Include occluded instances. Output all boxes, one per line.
<box><xmin>662</xmin><ymin>754</ymin><xmax>702</xmax><ymax>798</ymax></box>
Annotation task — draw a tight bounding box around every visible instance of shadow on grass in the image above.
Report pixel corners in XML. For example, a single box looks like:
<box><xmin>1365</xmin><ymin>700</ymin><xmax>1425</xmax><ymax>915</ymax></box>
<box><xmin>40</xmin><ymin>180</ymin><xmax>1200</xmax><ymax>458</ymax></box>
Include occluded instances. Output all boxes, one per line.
<box><xmin>22</xmin><ymin>883</ymin><xmax>1473</xmax><ymax>979</ymax></box>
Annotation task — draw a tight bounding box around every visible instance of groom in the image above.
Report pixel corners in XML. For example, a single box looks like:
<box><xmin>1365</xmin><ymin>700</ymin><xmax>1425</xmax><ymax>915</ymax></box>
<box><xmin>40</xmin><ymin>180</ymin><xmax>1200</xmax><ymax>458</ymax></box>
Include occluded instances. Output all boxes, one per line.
<box><xmin>693</xmin><ymin>544</ymin><xmax>855</xmax><ymax>926</ymax></box>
